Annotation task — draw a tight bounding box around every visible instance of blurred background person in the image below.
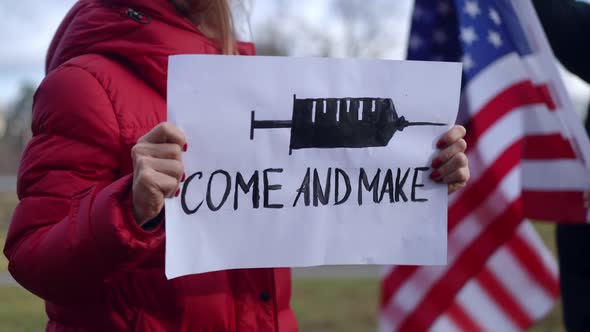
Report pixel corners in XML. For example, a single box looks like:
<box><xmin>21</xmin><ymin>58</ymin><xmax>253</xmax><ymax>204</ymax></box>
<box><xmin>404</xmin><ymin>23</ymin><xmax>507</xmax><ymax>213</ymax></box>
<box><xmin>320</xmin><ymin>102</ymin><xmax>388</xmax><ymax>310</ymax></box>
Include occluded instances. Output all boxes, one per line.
<box><xmin>533</xmin><ymin>1</ymin><xmax>590</xmax><ymax>331</ymax></box>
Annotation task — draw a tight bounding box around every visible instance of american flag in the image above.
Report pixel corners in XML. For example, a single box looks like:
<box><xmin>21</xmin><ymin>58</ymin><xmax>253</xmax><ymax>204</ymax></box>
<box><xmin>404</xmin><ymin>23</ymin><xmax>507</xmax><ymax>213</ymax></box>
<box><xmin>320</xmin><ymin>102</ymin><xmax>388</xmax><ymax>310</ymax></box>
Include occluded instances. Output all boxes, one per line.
<box><xmin>379</xmin><ymin>0</ymin><xmax>590</xmax><ymax>331</ymax></box>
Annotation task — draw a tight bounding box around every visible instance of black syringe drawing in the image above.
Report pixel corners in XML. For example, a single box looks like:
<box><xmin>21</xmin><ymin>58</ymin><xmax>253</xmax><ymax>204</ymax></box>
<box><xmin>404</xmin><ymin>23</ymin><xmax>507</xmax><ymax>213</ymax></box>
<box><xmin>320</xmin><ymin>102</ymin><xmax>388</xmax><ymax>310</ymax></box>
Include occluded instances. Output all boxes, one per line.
<box><xmin>250</xmin><ymin>95</ymin><xmax>446</xmax><ymax>154</ymax></box>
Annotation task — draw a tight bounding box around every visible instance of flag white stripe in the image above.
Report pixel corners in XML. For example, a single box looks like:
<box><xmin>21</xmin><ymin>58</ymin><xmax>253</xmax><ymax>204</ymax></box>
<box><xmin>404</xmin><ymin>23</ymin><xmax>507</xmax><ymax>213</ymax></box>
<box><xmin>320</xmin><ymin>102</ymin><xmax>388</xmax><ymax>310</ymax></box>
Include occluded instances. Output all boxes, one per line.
<box><xmin>380</xmin><ymin>265</ymin><xmax>395</xmax><ymax>279</ymax></box>
<box><xmin>515</xmin><ymin>221</ymin><xmax>559</xmax><ymax>277</ymax></box>
<box><xmin>462</xmin><ymin>53</ymin><xmax>529</xmax><ymax>115</ymax></box>
<box><xmin>450</xmin><ymin>101</ymin><xmax>585</xmax><ymax>208</ymax></box>
<box><xmin>449</xmin><ymin>169</ymin><xmax>521</xmax><ymax>256</ymax></box>
<box><xmin>422</xmin><ymin>73</ymin><xmax>568</xmax><ymax>332</ymax></box>
<box><xmin>420</xmin><ymin>221</ymin><xmax>557</xmax><ymax>332</ymax></box>
<box><xmin>449</xmin><ymin>48</ymin><xmax>587</xmax><ymax>206</ymax></box>
<box><xmin>458</xmin><ymin>52</ymin><xmax>572</xmax><ymax>135</ymax></box>
<box><xmin>522</xmin><ymin>54</ymin><xmax>553</xmax><ymax>85</ymax></box>
<box><xmin>522</xmin><ymin>160</ymin><xmax>590</xmax><ymax>191</ymax></box>
<box><xmin>430</xmin><ymin>315</ymin><xmax>461</xmax><ymax>332</ymax></box>
<box><xmin>384</xmin><ymin>167</ymin><xmax>521</xmax><ymax>328</ymax></box>
<box><xmin>450</xmin><ymin>107</ymin><xmax>524</xmax><ymax>206</ymax></box>
<box><xmin>486</xmin><ymin>224</ymin><xmax>556</xmax><ymax>319</ymax></box>
<box><xmin>522</xmin><ymin>105</ymin><xmax>568</xmax><ymax>135</ymax></box>
<box><xmin>381</xmin><ymin>2</ymin><xmax>577</xmax><ymax>330</ymax></box>
<box><xmin>378</xmin><ymin>316</ymin><xmax>395</xmax><ymax>332</ymax></box>
<box><xmin>457</xmin><ymin>281</ymin><xmax>521</xmax><ymax>332</ymax></box>
<box><xmin>512</xmin><ymin>0</ymin><xmax>590</xmax><ymax>168</ymax></box>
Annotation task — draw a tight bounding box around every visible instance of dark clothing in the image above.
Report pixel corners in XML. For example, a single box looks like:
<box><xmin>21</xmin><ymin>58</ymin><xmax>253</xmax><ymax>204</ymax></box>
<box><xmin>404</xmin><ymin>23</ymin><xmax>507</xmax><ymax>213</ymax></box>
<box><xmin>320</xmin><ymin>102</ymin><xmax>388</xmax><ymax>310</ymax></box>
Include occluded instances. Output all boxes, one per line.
<box><xmin>558</xmin><ymin>101</ymin><xmax>590</xmax><ymax>331</ymax></box>
<box><xmin>557</xmin><ymin>224</ymin><xmax>590</xmax><ymax>332</ymax></box>
<box><xmin>533</xmin><ymin>0</ymin><xmax>590</xmax><ymax>83</ymax></box>
<box><xmin>533</xmin><ymin>1</ymin><xmax>590</xmax><ymax>331</ymax></box>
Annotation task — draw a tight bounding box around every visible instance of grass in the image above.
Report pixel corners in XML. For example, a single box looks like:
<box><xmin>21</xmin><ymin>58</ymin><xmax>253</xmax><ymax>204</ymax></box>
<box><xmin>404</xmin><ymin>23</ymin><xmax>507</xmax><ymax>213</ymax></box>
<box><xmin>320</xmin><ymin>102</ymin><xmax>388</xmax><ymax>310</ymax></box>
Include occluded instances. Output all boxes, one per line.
<box><xmin>534</xmin><ymin>222</ymin><xmax>557</xmax><ymax>258</ymax></box>
<box><xmin>0</xmin><ymin>191</ymin><xmax>567</xmax><ymax>331</ymax></box>
<box><xmin>529</xmin><ymin>223</ymin><xmax>564</xmax><ymax>332</ymax></box>
<box><xmin>293</xmin><ymin>278</ymin><xmax>564</xmax><ymax>332</ymax></box>
<box><xmin>0</xmin><ymin>287</ymin><xmax>46</xmax><ymax>332</ymax></box>
<box><xmin>292</xmin><ymin>279</ymin><xmax>378</xmax><ymax>332</ymax></box>
<box><xmin>0</xmin><ymin>193</ymin><xmax>17</xmax><ymax>227</ymax></box>
<box><xmin>0</xmin><ymin>193</ymin><xmax>17</xmax><ymax>272</ymax></box>
<box><xmin>0</xmin><ymin>279</ymin><xmax>563</xmax><ymax>332</ymax></box>
<box><xmin>0</xmin><ymin>232</ymin><xmax>7</xmax><ymax>272</ymax></box>
<box><xmin>293</xmin><ymin>277</ymin><xmax>565</xmax><ymax>332</ymax></box>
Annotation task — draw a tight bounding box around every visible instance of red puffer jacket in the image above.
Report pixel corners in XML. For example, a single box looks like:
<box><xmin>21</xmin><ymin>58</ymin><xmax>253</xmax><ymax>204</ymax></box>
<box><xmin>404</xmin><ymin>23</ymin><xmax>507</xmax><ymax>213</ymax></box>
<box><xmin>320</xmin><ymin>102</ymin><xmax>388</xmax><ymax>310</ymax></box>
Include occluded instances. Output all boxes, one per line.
<box><xmin>3</xmin><ymin>1</ymin><xmax>297</xmax><ymax>331</ymax></box>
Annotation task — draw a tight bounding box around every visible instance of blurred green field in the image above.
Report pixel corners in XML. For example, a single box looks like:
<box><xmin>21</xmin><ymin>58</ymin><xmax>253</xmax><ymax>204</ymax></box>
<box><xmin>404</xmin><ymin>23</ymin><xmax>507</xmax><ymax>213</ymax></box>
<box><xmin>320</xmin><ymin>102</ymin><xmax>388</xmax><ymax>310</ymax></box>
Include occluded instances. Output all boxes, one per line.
<box><xmin>0</xmin><ymin>287</ymin><xmax>45</xmax><ymax>332</ymax></box>
<box><xmin>0</xmin><ymin>193</ymin><xmax>17</xmax><ymax>272</ymax></box>
<box><xmin>0</xmin><ymin>193</ymin><xmax>565</xmax><ymax>331</ymax></box>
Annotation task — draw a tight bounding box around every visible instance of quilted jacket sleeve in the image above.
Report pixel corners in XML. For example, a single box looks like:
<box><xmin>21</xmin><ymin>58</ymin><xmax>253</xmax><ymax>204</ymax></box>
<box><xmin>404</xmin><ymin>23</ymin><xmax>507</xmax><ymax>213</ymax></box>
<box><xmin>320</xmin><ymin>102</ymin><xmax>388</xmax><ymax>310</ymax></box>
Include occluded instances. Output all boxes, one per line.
<box><xmin>3</xmin><ymin>64</ymin><xmax>164</xmax><ymax>304</ymax></box>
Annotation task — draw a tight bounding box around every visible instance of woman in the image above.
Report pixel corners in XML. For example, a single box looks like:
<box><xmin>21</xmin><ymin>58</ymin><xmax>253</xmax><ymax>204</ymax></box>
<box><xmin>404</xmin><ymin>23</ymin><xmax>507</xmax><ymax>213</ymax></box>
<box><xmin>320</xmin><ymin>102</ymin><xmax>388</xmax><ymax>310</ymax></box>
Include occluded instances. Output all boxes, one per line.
<box><xmin>3</xmin><ymin>0</ymin><xmax>469</xmax><ymax>331</ymax></box>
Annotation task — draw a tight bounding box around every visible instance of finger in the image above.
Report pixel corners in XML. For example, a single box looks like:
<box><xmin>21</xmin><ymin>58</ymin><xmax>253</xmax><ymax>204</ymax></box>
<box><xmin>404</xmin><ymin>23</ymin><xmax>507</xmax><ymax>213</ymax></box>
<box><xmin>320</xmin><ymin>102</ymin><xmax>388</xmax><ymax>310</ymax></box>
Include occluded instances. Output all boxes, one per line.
<box><xmin>585</xmin><ymin>192</ymin><xmax>590</xmax><ymax>208</ymax></box>
<box><xmin>440</xmin><ymin>168</ymin><xmax>470</xmax><ymax>187</ymax></box>
<box><xmin>138</xmin><ymin>122</ymin><xmax>186</xmax><ymax>148</ymax></box>
<box><xmin>448</xmin><ymin>182</ymin><xmax>464</xmax><ymax>195</ymax></box>
<box><xmin>134</xmin><ymin>155</ymin><xmax>184</xmax><ymax>181</ymax></box>
<box><xmin>147</xmin><ymin>158</ymin><xmax>185</xmax><ymax>182</ymax></box>
<box><xmin>135</xmin><ymin>166</ymin><xmax>180</xmax><ymax>198</ymax></box>
<box><xmin>433</xmin><ymin>153</ymin><xmax>468</xmax><ymax>179</ymax></box>
<box><xmin>432</xmin><ymin>139</ymin><xmax>467</xmax><ymax>168</ymax></box>
<box><xmin>437</xmin><ymin>125</ymin><xmax>467</xmax><ymax>148</ymax></box>
<box><xmin>150</xmin><ymin>170</ymin><xmax>182</xmax><ymax>198</ymax></box>
<box><xmin>132</xmin><ymin>143</ymin><xmax>183</xmax><ymax>161</ymax></box>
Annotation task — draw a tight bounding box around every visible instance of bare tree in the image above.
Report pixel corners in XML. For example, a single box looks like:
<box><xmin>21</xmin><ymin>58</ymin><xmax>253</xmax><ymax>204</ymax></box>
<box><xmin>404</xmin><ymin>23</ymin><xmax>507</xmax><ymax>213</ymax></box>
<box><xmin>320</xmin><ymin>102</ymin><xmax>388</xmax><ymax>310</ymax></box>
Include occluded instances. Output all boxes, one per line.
<box><xmin>0</xmin><ymin>82</ymin><xmax>35</xmax><ymax>173</ymax></box>
<box><xmin>253</xmin><ymin>0</ymin><xmax>407</xmax><ymax>58</ymax></box>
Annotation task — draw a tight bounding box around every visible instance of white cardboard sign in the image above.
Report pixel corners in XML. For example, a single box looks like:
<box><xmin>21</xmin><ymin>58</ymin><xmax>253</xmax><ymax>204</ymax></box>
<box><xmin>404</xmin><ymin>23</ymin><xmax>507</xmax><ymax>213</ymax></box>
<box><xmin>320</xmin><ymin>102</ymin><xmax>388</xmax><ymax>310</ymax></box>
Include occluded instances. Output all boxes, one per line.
<box><xmin>166</xmin><ymin>55</ymin><xmax>462</xmax><ymax>278</ymax></box>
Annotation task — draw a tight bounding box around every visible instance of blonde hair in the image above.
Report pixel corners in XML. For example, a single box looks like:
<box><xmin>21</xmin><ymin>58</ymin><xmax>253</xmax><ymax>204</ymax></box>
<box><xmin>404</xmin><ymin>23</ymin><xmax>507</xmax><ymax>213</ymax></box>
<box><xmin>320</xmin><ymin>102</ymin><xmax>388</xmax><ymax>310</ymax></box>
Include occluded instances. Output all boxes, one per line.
<box><xmin>178</xmin><ymin>0</ymin><xmax>237</xmax><ymax>54</ymax></box>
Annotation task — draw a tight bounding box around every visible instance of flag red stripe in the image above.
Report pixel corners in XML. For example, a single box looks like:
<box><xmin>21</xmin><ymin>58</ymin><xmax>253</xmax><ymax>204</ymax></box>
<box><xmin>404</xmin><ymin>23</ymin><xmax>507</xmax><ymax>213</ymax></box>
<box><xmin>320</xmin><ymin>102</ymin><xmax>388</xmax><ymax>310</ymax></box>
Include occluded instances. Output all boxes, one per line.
<box><xmin>477</xmin><ymin>268</ymin><xmax>532</xmax><ymax>329</ymax></box>
<box><xmin>448</xmin><ymin>139</ymin><xmax>522</xmax><ymax>227</ymax></box>
<box><xmin>397</xmin><ymin>200</ymin><xmax>523</xmax><ymax>332</ymax></box>
<box><xmin>446</xmin><ymin>302</ymin><xmax>484</xmax><ymax>332</ymax></box>
<box><xmin>380</xmin><ymin>139</ymin><xmax>522</xmax><ymax>309</ymax></box>
<box><xmin>380</xmin><ymin>266</ymin><xmax>419</xmax><ymax>308</ymax></box>
<box><xmin>522</xmin><ymin>191</ymin><xmax>586</xmax><ymax>223</ymax></box>
<box><xmin>464</xmin><ymin>82</ymin><xmax>554</xmax><ymax>150</ymax></box>
<box><xmin>523</xmin><ymin>134</ymin><xmax>577</xmax><ymax>160</ymax></box>
<box><xmin>536</xmin><ymin>84</ymin><xmax>557</xmax><ymax>111</ymax></box>
<box><xmin>507</xmin><ymin>233</ymin><xmax>560</xmax><ymax>298</ymax></box>
<box><xmin>381</xmin><ymin>4</ymin><xmax>567</xmax><ymax>331</ymax></box>
<box><xmin>380</xmin><ymin>81</ymin><xmax>562</xmax><ymax>322</ymax></box>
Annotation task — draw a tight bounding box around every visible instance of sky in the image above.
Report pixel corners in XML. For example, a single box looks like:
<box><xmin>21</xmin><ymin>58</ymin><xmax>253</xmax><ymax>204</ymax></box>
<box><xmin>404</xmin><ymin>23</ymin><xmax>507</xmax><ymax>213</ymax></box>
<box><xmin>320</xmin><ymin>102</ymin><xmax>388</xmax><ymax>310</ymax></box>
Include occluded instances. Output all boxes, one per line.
<box><xmin>0</xmin><ymin>0</ymin><xmax>588</xmax><ymax>115</ymax></box>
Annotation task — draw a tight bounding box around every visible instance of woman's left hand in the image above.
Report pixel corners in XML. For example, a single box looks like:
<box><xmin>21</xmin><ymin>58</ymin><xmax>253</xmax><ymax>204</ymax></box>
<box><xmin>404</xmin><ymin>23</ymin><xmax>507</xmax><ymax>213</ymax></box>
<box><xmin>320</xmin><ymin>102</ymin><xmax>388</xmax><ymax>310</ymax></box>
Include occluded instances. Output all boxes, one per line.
<box><xmin>431</xmin><ymin>125</ymin><xmax>470</xmax><ymax>194</ymax></box>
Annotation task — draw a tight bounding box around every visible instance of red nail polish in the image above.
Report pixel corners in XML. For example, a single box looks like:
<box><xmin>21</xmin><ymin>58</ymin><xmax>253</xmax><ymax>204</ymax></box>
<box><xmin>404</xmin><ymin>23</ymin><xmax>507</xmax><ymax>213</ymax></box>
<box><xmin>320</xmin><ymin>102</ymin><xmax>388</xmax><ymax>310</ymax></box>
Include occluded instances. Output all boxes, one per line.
<box><xmin>175</xmin><ymin>189</ymin><xmax>180</xmax><ymax>197</ymax></box>
<box><xmin>181</xmin><ymin>173</ymin><xmax>186</xmax><ymax>182</ymax></box>
<box><xmin>432</xmin><ymin>158</ymin><xmax>443</xmax><ymax>169</ymax></box>
<box><xmin>183</xmin><ymin>143</ymin><xmax>188</xmax><ymax>152</ymax></box>
<box><xmin>436</xmin><ymin>139</ymin><xmax>447</xmax><ymax>149</ymax></box>
<box><xmin>430</xmin><ymin>171</ymin><xmax>441</xmax><ymax>180</ymax></box>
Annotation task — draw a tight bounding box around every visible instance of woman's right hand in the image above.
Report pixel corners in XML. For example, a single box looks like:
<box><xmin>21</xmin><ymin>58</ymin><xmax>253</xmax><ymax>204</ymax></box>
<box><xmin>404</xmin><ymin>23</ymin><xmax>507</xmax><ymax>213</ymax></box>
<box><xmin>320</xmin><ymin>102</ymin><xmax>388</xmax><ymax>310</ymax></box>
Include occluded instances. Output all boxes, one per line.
<box><xmin>131</xmin><ymin>123</ymin><xmax>186</xmax><ymax>226</ymax></box>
